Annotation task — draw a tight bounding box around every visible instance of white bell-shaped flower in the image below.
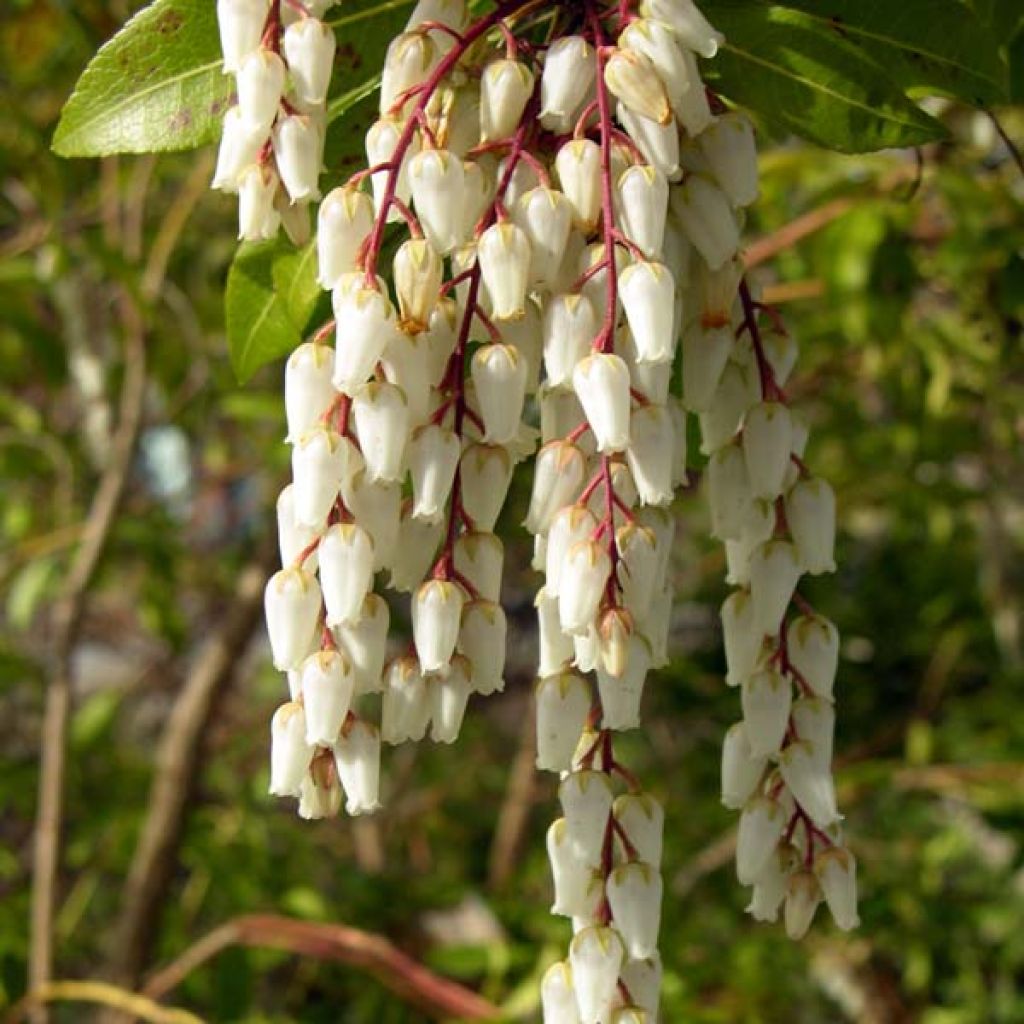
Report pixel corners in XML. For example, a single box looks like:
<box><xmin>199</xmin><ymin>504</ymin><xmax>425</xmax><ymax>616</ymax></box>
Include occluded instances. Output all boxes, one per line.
<box><xmin>681</xmin><ymin>323</ymin><xmax>733</xmax><ymax>412</ymax></box>
<box><xmin>618</xmin><ymin>102</ymin><xmax>680</xmax><ymax>181</ymax></box>
<box><xmin>283</xmin><ymin>17</ymin><xmax>336</xmax><ymax>106</ymax></box>
<box><xmin>619</xmin><ymin>955</ymin><xmax>661</xmax><ymax>1016</ymax></box>
<box><xmin>642</xmin><ymin>0</ymin><xmax>724</xmax><ymax>57</ymax></box>
<box><xmin>619</xmin><ymin>261</ymin><xmax>675</xmax><ymax>364</ymax></box>
<box><xmin>389</xmin><ymin>505</ymin><xmax>443</xmax><ymax>592</ymax></box>
<box><xmin>725</xmin><ymin>498</ymin><xmax>775</xmax><ymax>587</ymax></box>
<box><xmin>317</xmin><ymin>186</ymin><xmax>373</xmax><ymax>289</ymax></box>
<box><xmin>629</xmin><ymin>349</ymin><xmax>672</xmax><ymax>406</ymax></box>
<box><xmin>236</xmin><ymin>48</ymin><xmax>285</xmax><ymax>134</ymax></box>
<box><xmin>748</xmin><ymin>539</ymin><xmax>802</xmax><ymax>636</ymax></box>
<box><xmin>617</xmin><ymin>523</ymin><xmax>660</xmax><ymax>620</ymax></box>
<box><xmin>721</xmin><ymin>588</ymin><xmax>764</xmax><ymax>687</ymax></box>
<box><xmin>543</xmin><ymin>293</ymin><xmax>598</xmax><ymax>389</ymax></box>
<box><xmin>604</xmin><ymin>49</ymin><xmax>671</xmax><ymax>125</ymax></box>
<box><xmin>478</xmin><ymin>222</ymin><xmax>532</xmax><ymax>321</ymax></box>
<box><xmin>273</xmin><ymin>114</ymin><xmax>322</xmax><ymax>202</ymax></box>
<box><xmin>333</xmin><ymin>719</ymin><xmax>381</xmax><ymax>814</ymax></box>
<box><xmin>217</xmin><ymin>0</ymin><xmax>271</xmax><ymax>73</ymax></box>
<box><xmin>408</xmin><ymin>424</ymin><xmax>460</xmax><ymax>523</ymax></box>
<box><xmin>786</xmin><ymin>477</ymin><xmax>837</xmax><ymax>575</ymax></box>
<box><xmin>381</xmin><ymin>330</ymin><xmax>433</xmax><ymax>423</ymax></box>
<box><xmin>743</xmin><ymin>845</ymin><xmax>792</xmax><ymax>922</ymax></box>
<box><xmin>606</xmin><ymin>862</ymin><xmax>662</xmax><ymax>959</ymax></box>
<box><xmin>525</xmin><ymin>440</ymin><xmax>587</xmax><ymax>534</ymax></box>
<box><xmin>556</xmin><ymin>139</ymin><xmax>603</xmax><ymax>232</ymax></box>
<box><xmin>569</xmin><ymin>926</ymin><xmax>625</xmax><ymax>1024</ymax></box>
<box><xmin>535</xmin><ymin>671</ymin><xmax>591</xmax><ymax>772</ymax></box>
<box><xmin>237</xmin><ymin>164</ymin><xmax>280</xmax><ymax>241</ymax></box>
<box><xmin>412</xmin><ymin>578</ymin><xmax>465</xmax><ymax>672</ymax></box>
<box><xmin>559</xmin><ymin>540</ymin><xmax>613</xmax><ymax>635</ymax></box>
<box><xmin>352</xmin><ymin>381</ymin><xmax>409</xmax><ymax>483</ymax></box>
<box><xmin>333</xmin><ymin>592</ymin><xmax>389</xmax><ymax>695</ymax></box>
<box><xmin>784</xmin><ymin>870</ymin><xmax>821</xmax><ymax>940</ymax></box>
<box><xmin>736</xmin><ymin>795</ymin><xmax>788</xmax><ymax>884</ymax></box>
<box><xmin>460</xmin><ymin>443</ymin><xmax>514</xmax><ymax>531</ymax></box>
<box><xmin>291</xmin><ymin>427</ymin><xmax>353</xmax><ymax>527</ymax></box>
<box><xmin>471</xmin><ymin>343</ymin><xmax>528</xmax><ymax>444</ymax></box>
<box><xmin>547</xmin><ymin>818</ymin><xmax>602</xmax><ymax>918</ymax></box>
<box><xmin>699</xmin><ymin>113</ymin><xmax>759</xmax><ymax>207</ymax></box>
<box><xmin>501</xmin><ymin>299</ymin><xmax>543</xmax><ymax>392</ymax></box>
<box><xmin>408</xmin><ymin>149</ymin><xmax>465</xmax><ymax>254</ymax></box>
<box><xmin>625</xmin><ymin>404</ymin><xmax>675</xmax><ymax>508</ymax></box>
<box><xmin>720</xmin><ymin>722</ymin><xmax>767</xmax><ymax>809</ymax></box>
<box><xmin>264</xmin><ymin>566</ymin><xmax>322</xmax><ymax>670</ymax></box>
<box><xmin>613</xmin><ymin>793</ymin><xmax>664</xmax><ymax>867</ymax></box>
<box><xmin>546</xmin><ymin>505</ymin><xmax>599</xmax><ymax>598</ymax></box>
<box><xmin>331</xmin><ymin>285</ymin><xmax>399</xmax><ymax>395</ymax></box>
<box><xmin>381</xmin><ymin>655</ymin><xmax>431</xmax><ymax>743</ymax></box>
<box><xmin>453</xmin><ymin>531</ymin><xmax>503</xmax><ymax>603</ymax></box>
<box><xmin>787</xmin><ymin>615</ymin><xmax>839</xmax><ymax>699</ymax></box>
<box><xmin>573</xmin><ymin>353</ymin><xmax>631</xmax><ymax>453</ymax></box>
<box><xmin>343</xmin><ymin>473</ymin><xmax>402</xmax><ymax>570</ymax></box>
<box><xmin>741</xmin><ymin>669</ymin><xmax>792</xmax><ymax>758</ymax></box>
<box><xmin>620</xmin><ymin>17</ymin><xmax>692</xmax><ymax>113</ymax></box>
<box><xmin>537</xmin><ymin>588</ymin><xmax>576</xmax><ymax>677</ymax></box>
<box><xmin>429</xmin><ymin>654</ymin><xmax>473</xmax><ymax>743</ymax></box>
<box><xmin>764</xmin><ymin>325</ymin><xmax>799</xmax><ymax>387</ymax></box>
<box><xmin>276</xmin><ymin>484</ymin><xmax>320</xmax><ymax>571</ymax></box>
<box><xmin>596</xmin><ymin>630</ymin><xmax>649</xmax><ymax>729</ymax></box>
<box><xmin>365</xmin><ymin>116</ymin><xmax>419</xmax><ymax>222</ymax></box>
<box><xmin>574</xmin><ymin>625</ymin><xmax>601</xmax><ymax>674</ymax></box>
<box><xmin>707</xmin><ymin>443</ymin><xmax>752</xmax><ymax>541</ymax></box>
<box><xmin>301</xmin><ymin>648</ymin><xmax>355</xmax><ymax>746</ymax></box>
<box><xmin>670</xmin><ymin>174</ymin><xmax>739</xmax><ymax>270</ymax></box>
<box><xmin>671</xmin><ymin>46</ymin><xmax>713</xmax><ymax>134</ymax></box>
<box><xmin>284</xmin><ymin>342</ymin><xmax>335</xmax><ymax>443</ymax></box>
<box><xmin>480</xmin><ymin>58</ymin><xmax>534</xmax><ymax>141</ymax></box>
<box><xmin>779</xmin><ymin>741</ymin><xmax>840</xmax><ymax>827</ymax></box>
<box><xmin>380</xmin><ymin>31</ymin><xmax>439</xmax><ymax>116</ymax></box>
<box><xmin>792</xmin><ymin>696</ymin><xmax>835</xmax><ymax>767</ymax></box>
<box><xmin>698</xmin><ymin>362</ymin><xmax>754</xmax><ymax>454</ymax></box>
<box><xmin>297</xmin><ymin>762</ymin><xmax>342</xmax><ymax>820</ymax></box>
<box><xmin>515</xmin><ymin>187</ymin><xmax>572</xmax><ymax>289</ymax></box>
<box><xmin>269</xmin><ymin>701</ymin><xmax>314</xmax><ymax>796</ymax></box>
<box><xmin>742</xmin><ymin>402</ymin><xmax>793</xmax><ymax>500</ymax></box>
<box><xmin>393</xmin><ymin>238</ymin><xmax>443</xmax><ymax>333</ymax></box>
<box><xmin>457</xmin><ymin>599</ymin><xmax>506</xmax><ymax>695</ymax></box>
<box><xmin>405</xmin><ymin>0</ymin><xmax>468</xmax><ymax>34</ymax></box>
<box><xmin>815</xmin><ymin>846</ymin><xmax>859</xmax><ymax>931</ymax></box>
<box><xmin>617</xmin><ymin>165</ymin><xmax>669</xmax><ymax>259</ymax></box>
<box><xmin>318</xmin><ymin>522</ymin><xmax>375</xmax><ymax>627</ymax></box>
<box><xmin>559</xmin><ymin>770</ymin><xmax>615</xmax><ymax>863</ymax></box>
<box><xmin>541</xmin><ymin>35</ymin><xmax>595</xmax><ymax>132</ymax></box>
<box><xmin>541</xmin><ymin>960</ymin><xmax>583</xmax><ymax>1024</ymax></box>
<box><xmin>211</xmin><ymin>107</ymin><xmax>265</xmax><ymax>192</ymax></box>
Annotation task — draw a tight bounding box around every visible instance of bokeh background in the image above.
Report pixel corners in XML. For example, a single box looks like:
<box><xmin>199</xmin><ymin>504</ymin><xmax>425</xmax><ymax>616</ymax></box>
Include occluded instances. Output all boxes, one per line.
<box><xmin>2</xmin><ymin>2</ymin><xmax>1024</xmax><ymax>1021</ymax></box>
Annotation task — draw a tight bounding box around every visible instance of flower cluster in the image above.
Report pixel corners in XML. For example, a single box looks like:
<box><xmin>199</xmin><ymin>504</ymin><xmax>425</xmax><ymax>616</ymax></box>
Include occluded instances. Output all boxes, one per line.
<box><xmin>213</xmin><ymin>0</ymin><xmax>337</xmax><ymax>241</ymax></box>
<box><xmin>211</xmin><ymin>0</ymin><xmax>858</xmax><ymax>1014</ymax></box>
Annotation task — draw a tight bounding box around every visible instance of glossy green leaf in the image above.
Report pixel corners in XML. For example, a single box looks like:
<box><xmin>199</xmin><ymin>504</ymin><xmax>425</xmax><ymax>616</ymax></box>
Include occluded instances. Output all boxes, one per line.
<box><xmin>704</xmin><ymin>1</ymin><xmax>949</xmax><ymax>152</ymax></box>
<box><xmin>52</xmin><ymin>0</ymin><xmax>230</xmax><ymax>157</ymax></box>
<box><xmin>226</xmin><ymin>237</ymin><xmax>320</xmax><ymax>383</ymax></box>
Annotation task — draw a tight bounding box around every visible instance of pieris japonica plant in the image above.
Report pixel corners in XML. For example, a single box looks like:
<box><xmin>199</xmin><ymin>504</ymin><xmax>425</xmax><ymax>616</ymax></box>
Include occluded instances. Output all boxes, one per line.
<box><xmin>213</xmin><ymin>0</ymin><xmax>860</xmax><ymax>1014</ymax></box>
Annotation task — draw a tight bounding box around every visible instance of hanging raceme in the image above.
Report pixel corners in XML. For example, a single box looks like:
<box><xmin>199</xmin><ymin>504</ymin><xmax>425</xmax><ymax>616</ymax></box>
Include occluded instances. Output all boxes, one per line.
<box><xmin>212</xmin><ymin>0</ymin><xmax>859</xmax><ymax>1016</ymax></box>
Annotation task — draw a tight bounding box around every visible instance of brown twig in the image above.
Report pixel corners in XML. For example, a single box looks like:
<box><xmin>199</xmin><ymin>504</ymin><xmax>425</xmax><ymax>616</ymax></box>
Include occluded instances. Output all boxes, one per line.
<box><xmin>142</xmin><ymin>914</ymin><xmax>501</xmax><ymax>1020</ymax></box>
<box><xmin>5</xmin><ymin>981</ymin><xmax>203</xmax><ymax>1024</ymax></box>
<box><xmin>28</xmin><ymin>292</ymin><xmax>147</xmax><ymax>1021</ymax></box>
<box><xmin>986</xmin><ymin>108</ymin><xmax>1024</xmax><ymax>179</ymax></box>
<box><xmin>743</xmin><ymin>197</ymin><xmax>856</xmax><ymax>269</ymax></box>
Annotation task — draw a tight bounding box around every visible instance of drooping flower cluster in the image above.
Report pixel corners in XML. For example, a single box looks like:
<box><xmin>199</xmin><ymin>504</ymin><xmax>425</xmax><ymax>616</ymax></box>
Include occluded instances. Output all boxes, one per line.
<box><xmin>213</xmin><ymin>0</ymin><xmax>336</xmax><ymax>241</ymax></box>
<box><xmin>211</xmin><ymin>0</ymin><xmax>858</xmax><ymax>1015</ymax></box>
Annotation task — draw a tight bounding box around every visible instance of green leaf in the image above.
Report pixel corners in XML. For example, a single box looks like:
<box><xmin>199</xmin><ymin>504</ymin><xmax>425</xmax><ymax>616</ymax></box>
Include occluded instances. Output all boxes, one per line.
<box><xmin>52</xmin><ymin>0</ymin><xmax>231</xmax><ymax>157</ymax></box>
<box><xmin>226</xmin><ymin>236</ymin><xmax>320</xmax><ymax>383</ymax></box>
<box><xmin>774</xmin><ymin>0</ymin><xmax>1007</xmax><ymax>106</ymax></box>
<box><xmin>704</xmin><ymin>1</ymin><xmax>949</xmax><ymax>152</ymax></box>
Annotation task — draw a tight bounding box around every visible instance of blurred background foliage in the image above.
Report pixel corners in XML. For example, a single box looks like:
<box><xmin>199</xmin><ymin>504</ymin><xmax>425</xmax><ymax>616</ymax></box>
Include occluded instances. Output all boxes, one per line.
<box><xmin>2</xmin><ymin>1</ymin><xmax>1024</xmax><ymax>1022</ymax></box>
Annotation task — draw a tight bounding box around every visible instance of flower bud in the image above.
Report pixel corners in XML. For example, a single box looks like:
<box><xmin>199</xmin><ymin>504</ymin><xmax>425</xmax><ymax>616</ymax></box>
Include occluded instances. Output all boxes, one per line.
<box><xmin>607</xmin><ymin>862</ymin><xmax>662</xmax><ymax>959</ymax></box>
<box><xmin>537</xmin><ymin>588</ymin><xmax>576</xmax><ymax>677</ymax></box>
<box><xmin>291</xmin><ymin>426</ymin><xmax>348</xmax><ymax>525</ymax></box>
<box><xmin>625</xmin><ymin>404</ymin><xmax>675</xmax><ymax>508</ymax></box>
<box><xmin>670</xmin><ymin>174</ymin><xmax>739</xmax><ymax>270</ymax></box>
<box><xmin>707</xmin><ymin>443</ymin><xmax>751</xmax><ymax>541</ymax></box>
<box><xmin>546</xmin><ymin>505</ymin><xmax>598</xmax><ymax>597</ymax></box>
<box><xmin>556</xmin><ymin>139</ymin><xmax>603</xmax><ymax>232</ymax></box>
<box><xmin>619</xmin><ymin>261</ymin><xmax>675</xmax><ymax>364</ymax></box>
<box><xmin>541</xmin><ymin>960</ymin><xmax>583</xmax><ymax>1023</ymax></box>
<box><xmin>792</xmin><ymin>696</ymin><xmax>835</xmax><ymax>767</ymax></box>
<box><xmin>331</xmin><ymin>285</ymin><xmax>399</xmax><ymax>394</ymax></box>
<box><xmin>681</xmin><ymin>323</ymin><xmax>732</xmax><ymax>412</ymax></box>
<box><xmin>786</xmin><ymin>477</ymin><xmax>837</xmax><ymax>575</ymax></box>
<box><xmin>618</xmin><ymin>102</ymin><xmax>680</xmax><ymax>181</ymax></box>
<box><xmin>412</xmin><ymin>578</ymin><xmax>465</xmax><ymax>672</ymax></box>
<box><xmin>787</xmin><ymin>615</ymin><xmax>839</xmax><ymax>699</ymax></box>
<box><xmin>366</xmin><ymin>116</ymin><xmax>420</xmax><ymax>221</ymax></box>
<box><xmin>277</xmin><ymin>484</ymin><xmax>320</xmax><ymax>571</ymax></box>
<box><xmin>269</xmin><ymin>701</ymin><xmax>315</xmax><ymax>796</ymax></box>
<box><xmin>381</xmin><ymin>655</ymin><xmax>431</xmax><ymax>743</ymax></box>
<box><xmin>548</xmin><ymin>819</ymin><xmax>602</xmax><ymax>918</ymax></box>
<box><xmin>540</xmin><ymin>35</ymin><xmax>596</xmax><ymax>132</ymax></box>
<box><xmin>301</xmin><ymin>648</ymin><xmax>355</xmax><ymax>746</ymax></box>
<box><xmin>284</xmin><ymin>343</ymin><xmax>335</xmax><ymax>443</ymax></box>
<box><xmin>569</xmin><ymin>926</ymin><xmax>625</xmax><ymax>1024</ymax></box>
<box><xmin>535</xmin><ymin>671</ymin><xmax>591</xmax><ymax>772</ymax></box>
<box><xmin>721</xmin><ymin>588</ymin><xmax>763</xmax><ymax>687</ymax></box>
<box><xmin>217</xmin><ymin>0</ymin><xmax>271</xmax><ymax>73</ymax></box>
<box><xmin>573</xmin><ymin>353</ymin><xmax>631</xmax><ymax>453</ymax></box>
<box><xmin>297</xmin><ymin>758</ymin><xmax>342</xmax><ymax>820</ymax></box>
<box><xmin>613</xmin><ymin>794</ymin><xmax>664</xmax><ymax>868</ymax></box>
<box><xmin>560</xmin><ymin>770</ymin><xmax>614</xmax><ymax>863</ymax></box>
<box><xmin>525</xmin><ymin>440</ymin><xmax>587</xmax><ymax>534</ymax></box>
<box><xmin>815</xmin><ymin>846</ymin><xmax>859</xmax><ymax>931</ymax></box>
<box><xmin>352</xmin><ymin>381</ymin><xmax>409</xmax><ymax>483</ymax></box>
<box><xmin>597</xmin><ymin>629</ymin><xmax>649</xmax><ymax>729</ymax></box>
<box><xmin>393</xmin><ymin>238</ymin><xmax>443</xmax><ymax>332</ymax></box>
<box><xmin>380</xmin><ymin>31</ymin><xmax>439</xmax><ymax>116</ymax></box>
<box><xmin>317</xmin><ymin>186</ymin><xmax>373</xmax><ymax>289</ymax></box>
<box><xmin>784</xmin><ymin>870</ymin><xmax>821</xmax><ymax>940</ymax></box>
<box><xmin>264</xmin><ymin>566</ymin><xmax>322</xmax><ymax>671</ymax></box>
<box><xmin>453</xmin><ymin>531</ymin><xmax>503</xmax><ymax>602</ymax></box>
<box><xmin>642</xmin><ymin>0</ymin><xmax>724</xmax><ymax>58</ymax></box>
<box><xmin>237</xmin><ymin>48</ymin><xmax>285</xmax><ymax>134</ymax></box>
<box><xmin>604</xmin><ymin>49</ymin><xmax>671</xmax><ymax>125</ymax></box>
<box><xmin>471</xmin><ymin>343</ymin><xmax>528</xmax><ymax>444</ymax></box>
<box><xmin>515</xmin><ymin>187</ymin><xmax>572</xmax><ymax>289</ymax></box>
<box><xmin>407</xmin><ymin>424</ymin><xmax>460</xmax><ymax>523</ymax></box>
<box><xmin>699</xmin><ymin>113</ymin><xmax>759</xmax><ymax>207</ymax></box>
<box><xmin>408</xmin><ymin>149</ymin><xmax>465</xmax><ymax>254</ymax></box>
<box><xmin>736</xmin><ymin>795</ymin><xmax>787</xmax><ymax>884</ymax></box>
<box><xmin>480</xmin><ymin>58</ymin><xmax>534</xmax><ymax>142</ymax></box>
<box><xmin>478</xmin><ymin>222</ymin><xmax>532</xmax><ymax>321</ymax></box>
<box><xmin>273</xmin><ymin>114</ymin><xmax>322</xmax><ymax>202</ymax></box>
<box><xmin>720</xmin><ymin>721</ymin><xmax>766</xmax><ymax>809</ymax></box>
<box><xmin>332</xmin><ymin>592</ymin><xmax>389</xmax><ymax>695</ymax></box>
<box><xmin>779</xmin><ymin>741</ymin><xmax>840</xmax><ymax>827</ymax></box>
<box><xmin>429</xmin><ymin>654</ymin><xmax>473</xmax><ymax>743</ymax></box>
<box><xmin>237</xmin><ymin>165</ymin><xmax>281</xmax><ymax>240</ymax></box>
<box><xmin>343</xmin><ymin>473</ymin><xmax>401</xmax><ymax>569</ymax></box>
<box><xmin>453</xmin><ymin>599</ymin><xmax>505</xmax><ymax>695</ymax></box>
<box><xmin>212</xmin><ymin>107</ymin><xmax>265</xmax><ymax>192</ymax></box>
<box><xmin>283</xmin><ymin>17</ymin><xmax>336</xmax><ymax>106</ymax></box>
<box><xmin>559</xmin><ymin>540</ymin><xmax>613</xmax><ymax>635</ymax></box>
<box><xmin>617</xmin><ymin>165</ymin><xmax>669</xmax><ymax>260</ymax></box>
<box><xmin>742</xmin><ymin>401</ymin><xmax>793</xmax><ymax>500</ymax></box>
<box><xmin>333</xmin><ymin>719</ymin><xmax>381</xmax><ymax>814</ymax></box>
<box><xmin>319</xmin><ymin>522</ymin><xmax>375</xmax><ymax>627</ymax></box>
<box><xmin>620</xmin><ymin>18</ymin><xmax>692</xmax><ymax>114</ymax></box>
<box><xmin>543</xmin><ymin>293</ymin><xmax>598</xmax><ymax>389</ymax></box>
<box><xmin>460</xmin><ymin>443</ymin><xmax>513</xmax><ymax>532</ymax></box>
<box><xmin>748</xmin><ymin>539</ymin><xmax>802</xmax><ymax>636</ymax></box>
<box><xmin>741</xmin><ymin>669</ymin><xmax>792</xmax><ymax>758</ymax></box>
